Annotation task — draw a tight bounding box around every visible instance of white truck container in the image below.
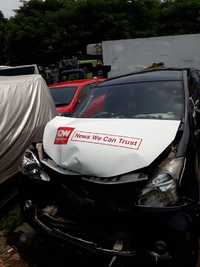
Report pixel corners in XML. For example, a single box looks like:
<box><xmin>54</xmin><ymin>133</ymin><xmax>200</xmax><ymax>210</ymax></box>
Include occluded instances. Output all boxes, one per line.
<box><xmin>102</xmin><ymin>33</ymin><xmax>200</xmax><ymax>77</ymax></box>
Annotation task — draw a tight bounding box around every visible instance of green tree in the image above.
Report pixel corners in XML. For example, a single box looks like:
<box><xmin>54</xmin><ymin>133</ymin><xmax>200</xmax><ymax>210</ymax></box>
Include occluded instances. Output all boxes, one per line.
<box><xmin>0</xmin><ymin>11</ymin><xmax>7</xmax><ymax>64</ymax></box>
<box><xmin>3</xmin><ymin>0</ymin><xmax>200</xmax><ymax>65</ymax></box>
<box><xmin>159</xmin><ymin>0</ymin><xmax>200</xmax><ymax>35</ymax></box>
<box><xmin>6</xmin><ymin>0</ymin><xmax>71</xmax><ymax>64</ymax></box>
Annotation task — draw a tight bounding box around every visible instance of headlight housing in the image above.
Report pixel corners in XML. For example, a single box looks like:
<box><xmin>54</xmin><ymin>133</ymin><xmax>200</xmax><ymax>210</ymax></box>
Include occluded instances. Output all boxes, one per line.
<box><xmin>20</xmin><ymin>148</ymin><xmax>50</xmax><ymax>182</ymax></box>
<box><xmin>137</xmin><ymin>157</ymin><xmax>185</xmax><ymax>208</ymax></box>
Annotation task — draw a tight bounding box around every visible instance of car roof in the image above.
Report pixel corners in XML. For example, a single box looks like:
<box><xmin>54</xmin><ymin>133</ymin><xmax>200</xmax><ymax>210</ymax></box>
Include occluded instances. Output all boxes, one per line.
<box><xmin>98</xmin><ymin>68</ymin><xmax>185</xmax><ymax>87</ymax></box>
<box><xmin>48</xmin><ymin>78</ymin><xmax>105</xmax><ymax>88</ymax></box>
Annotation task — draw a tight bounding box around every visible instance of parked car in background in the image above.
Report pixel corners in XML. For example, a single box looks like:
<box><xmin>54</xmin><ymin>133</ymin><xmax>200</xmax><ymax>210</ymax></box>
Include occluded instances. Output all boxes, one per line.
<box><xmin>0</xmin><ymin>64</ymin><xmax>39</xmax><ymax>76</ymax></box>
<box><xmin>48</xmin><ymin>78</ymin><xmax>105</xmax><ymax>115</ymax></box>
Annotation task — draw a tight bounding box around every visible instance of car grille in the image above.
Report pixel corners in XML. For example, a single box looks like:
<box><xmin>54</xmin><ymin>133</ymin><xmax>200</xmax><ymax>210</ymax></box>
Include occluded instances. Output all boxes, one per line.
<box><xmin>34</xmin><ymin>167</ymin><xmax>161</xmax><ymax>249</ymax></box>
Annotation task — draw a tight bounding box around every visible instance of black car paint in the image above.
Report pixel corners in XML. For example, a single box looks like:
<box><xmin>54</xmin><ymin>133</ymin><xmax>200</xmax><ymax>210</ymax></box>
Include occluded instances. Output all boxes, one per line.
<box><xmin>19</xmin><ymin>68</ymin><xmax>200</xmax><ymax>266</ymax></box>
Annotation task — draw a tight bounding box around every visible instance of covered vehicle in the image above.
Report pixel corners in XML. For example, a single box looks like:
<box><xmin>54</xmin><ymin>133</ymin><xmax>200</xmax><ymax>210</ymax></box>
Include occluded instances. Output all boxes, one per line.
<box><xmin>20</xmin><ymin>69</ymin><xmax>200</xmax><ymax>266</ymax></box>
<box><xmin>0</xmin><ymin>64</ymin><xmax>39</xmax><ymax>76</ymax></box>
<box><xmin>0</xmin><ymin>74</ymin><xmax>56</xmax><ymax>184</ymax></box>
<box><xmin>48</xmin><ymin>78</ymin><xmax>105</xmax><ymax>115</ymax></box>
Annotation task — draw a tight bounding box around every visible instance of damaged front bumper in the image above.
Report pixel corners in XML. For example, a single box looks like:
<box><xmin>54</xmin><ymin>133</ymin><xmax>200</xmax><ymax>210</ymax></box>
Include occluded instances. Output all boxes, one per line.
<box><xmin>20</xmin><ymin>173</ymin><xmax>198</xmax><ymax>265</ymax></box>
<box><xmin>25</xmin><ymin>203</ymin><xmax>176</xmax><ymax>265</ymax></box>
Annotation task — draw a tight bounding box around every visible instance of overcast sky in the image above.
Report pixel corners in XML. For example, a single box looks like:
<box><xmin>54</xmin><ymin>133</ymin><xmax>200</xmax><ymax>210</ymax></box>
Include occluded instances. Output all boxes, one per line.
<box><xmin>0</xmin><ymin>0</ymin><xmax>22</xmax><ymax>18</ymax></box>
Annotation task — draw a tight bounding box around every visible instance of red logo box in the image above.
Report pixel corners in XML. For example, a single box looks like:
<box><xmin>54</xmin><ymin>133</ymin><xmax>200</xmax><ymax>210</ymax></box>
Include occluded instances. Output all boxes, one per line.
<box><xmin>54</xmin><ymin>127</ymin><xmax>75</xmax><ymax>144</ymax></box>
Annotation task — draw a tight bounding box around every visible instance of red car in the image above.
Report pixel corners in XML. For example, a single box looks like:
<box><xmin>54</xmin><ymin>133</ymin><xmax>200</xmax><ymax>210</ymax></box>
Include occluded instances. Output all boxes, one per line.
<box><xmin>48</xmin><ymin>78</ymin><xmax>105</xmax><ymax>114</ymax></box>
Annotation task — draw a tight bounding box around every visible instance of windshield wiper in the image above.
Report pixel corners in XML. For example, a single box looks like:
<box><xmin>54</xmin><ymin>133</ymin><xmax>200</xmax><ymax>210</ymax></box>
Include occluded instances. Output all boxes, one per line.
<box><xmin>134</xmin><ymin>113</ymin><xmax>176</xmax><ymax>119</ymax></box>
<box><xmin>92</xmin><ymin>112</ymin><xmax>126</xmax><ymax>118</ymax></box>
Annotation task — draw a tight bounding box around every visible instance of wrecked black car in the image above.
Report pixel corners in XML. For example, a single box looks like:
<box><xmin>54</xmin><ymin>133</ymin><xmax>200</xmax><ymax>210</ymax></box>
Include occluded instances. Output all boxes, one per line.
<box><xmin>19</xmin><ymin>68</ymin><xmax>200</xmax><ymax>266</ymax></box>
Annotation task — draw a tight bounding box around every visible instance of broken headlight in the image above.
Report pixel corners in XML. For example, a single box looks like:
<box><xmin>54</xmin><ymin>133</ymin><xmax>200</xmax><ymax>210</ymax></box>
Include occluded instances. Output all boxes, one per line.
<box><xmin>21</xmin><ymin>149</ymin><xmax>50</xmax><ymax>182</ymax></box>
<box><xmin>137</xmin><ymin>157</ymin><xmax>185</xmax><ymax>208</ymax></box>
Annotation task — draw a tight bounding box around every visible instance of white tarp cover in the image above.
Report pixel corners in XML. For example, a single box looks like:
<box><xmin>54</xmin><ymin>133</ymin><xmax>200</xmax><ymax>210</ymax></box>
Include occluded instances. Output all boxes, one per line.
<box><xmin>43</xmin><ymin>117</ymin><xmax>180</xmax><ymax>177</ymax></box>
<box><xmin>0</xmin><ymin>74</ymin><xmax>56</xmax><ymax>183</ymax></box>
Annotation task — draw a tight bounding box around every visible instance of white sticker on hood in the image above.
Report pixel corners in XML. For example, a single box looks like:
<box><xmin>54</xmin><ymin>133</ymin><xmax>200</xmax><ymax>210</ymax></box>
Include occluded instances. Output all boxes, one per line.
<box><xmin>43</xmin><ymin>117</ymin><xmax>181</xmax><ymax>177</ymax></box>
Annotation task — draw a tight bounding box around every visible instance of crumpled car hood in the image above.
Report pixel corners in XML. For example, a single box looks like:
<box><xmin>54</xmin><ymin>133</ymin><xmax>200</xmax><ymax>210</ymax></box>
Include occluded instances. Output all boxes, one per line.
<box><xmin>43</xmin><ymin>116</ymin><xmax>180</xmax><ymax>177</ymax></box>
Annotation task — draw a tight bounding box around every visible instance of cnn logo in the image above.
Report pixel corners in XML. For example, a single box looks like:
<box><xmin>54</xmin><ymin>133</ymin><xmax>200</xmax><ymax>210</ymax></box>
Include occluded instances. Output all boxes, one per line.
<box><xmin>54</xmin><ymin>127</ymin><xmax>74</xmax><ymax>144</ymax></box>
<box><xmin>57</xmin><ymin>129</ymin><xmax>71</xmax><ymax>138</ymax></box>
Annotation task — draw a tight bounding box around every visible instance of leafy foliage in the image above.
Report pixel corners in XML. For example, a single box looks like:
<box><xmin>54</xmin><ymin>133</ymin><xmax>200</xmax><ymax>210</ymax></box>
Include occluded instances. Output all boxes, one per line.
<box><xmin>0</xmin><ymin>0</ymin><xmax>199</xmax><ymax>65</ymax></box>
